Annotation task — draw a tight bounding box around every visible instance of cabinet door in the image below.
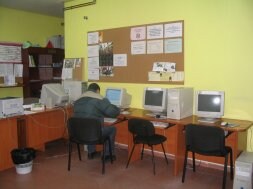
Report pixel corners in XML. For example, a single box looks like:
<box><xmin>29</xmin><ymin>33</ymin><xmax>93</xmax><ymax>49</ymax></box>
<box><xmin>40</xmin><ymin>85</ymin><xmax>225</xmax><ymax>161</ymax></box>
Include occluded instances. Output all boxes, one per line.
<box><xmin>0</xmin><ymin>118</ymin><xmax>18</xmax><ymax>171</ymax></box>
<box><xmin>25</xmin><ymin>112</ymin><xmax>48</xmax><ymax>150</ymax></box>
<box><xmin>25</xmin><ymin>109</ymin><xmax>68</xmax><ymax>150</ymax></box>
<box><xmin>115</xmin><ymin>121</ymin><xmax>128</xmax><ymax>145</ymax></box>
<box><xmin>46</xmin><ymin>109</ymin><xmax>66</xmax><ymax>142</ymax></box>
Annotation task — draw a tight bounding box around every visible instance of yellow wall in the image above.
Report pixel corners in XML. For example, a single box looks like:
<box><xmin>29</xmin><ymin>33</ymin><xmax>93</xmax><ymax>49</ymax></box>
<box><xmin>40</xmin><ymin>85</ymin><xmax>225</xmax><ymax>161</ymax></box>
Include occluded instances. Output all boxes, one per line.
<box><xmin>0</xmin><ymin>6</ymin><xmax>63</xmax><ymax>45</ymax></box>
<box><xmin>64</xmin><ymin>0</ymin><xmax>253</xmax><ymax>151</ymax></box>
<box><xmin>0</xmin><ymin>6</ymin><xmax>64</xmax><ymax>98</ymax></box>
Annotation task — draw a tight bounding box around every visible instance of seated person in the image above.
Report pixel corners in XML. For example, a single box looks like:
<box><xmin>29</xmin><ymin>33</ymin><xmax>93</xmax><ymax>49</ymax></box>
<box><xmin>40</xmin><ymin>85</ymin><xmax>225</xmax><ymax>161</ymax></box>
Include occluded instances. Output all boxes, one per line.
<box><xmin>73</xmin><ymin>83</ymin><xmax>120</xmax><ymax>160</ymax></box>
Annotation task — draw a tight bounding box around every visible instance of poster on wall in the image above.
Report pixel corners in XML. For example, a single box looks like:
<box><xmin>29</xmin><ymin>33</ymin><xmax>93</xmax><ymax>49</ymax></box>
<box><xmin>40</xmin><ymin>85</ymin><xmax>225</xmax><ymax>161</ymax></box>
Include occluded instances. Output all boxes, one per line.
<box><xmin>99</xmin><ymin>42</ymin><xmax>113</xmax><ymax>76</ymax></box>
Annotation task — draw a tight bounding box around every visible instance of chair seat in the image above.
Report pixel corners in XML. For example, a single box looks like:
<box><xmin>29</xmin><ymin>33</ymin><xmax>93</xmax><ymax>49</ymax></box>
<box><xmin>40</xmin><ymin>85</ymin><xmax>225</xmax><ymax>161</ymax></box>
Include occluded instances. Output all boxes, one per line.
<box><xmin>135</xmin><ymin>134</ymin><xmax>167</xmax><ymax>145</ymax></box>
<box><xmin>192</xmin><ymin>146</ymin><xmax>232</xmax><ymax>157</ymax></box>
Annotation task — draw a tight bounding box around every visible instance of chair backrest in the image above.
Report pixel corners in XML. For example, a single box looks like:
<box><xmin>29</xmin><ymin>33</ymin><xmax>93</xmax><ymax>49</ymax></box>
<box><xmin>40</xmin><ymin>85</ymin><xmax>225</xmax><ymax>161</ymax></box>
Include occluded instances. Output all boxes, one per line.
<box><xmin>185</xmin><ymin>124</ymin><xmax>226</xmax><ymax>155</ymax></box>
<box><xmin>128</xmin><ymin>118</ymin><xmax>155</xmax><ymax>137</ymax></box>
<box><xmin>67</xmin><ymin>117</ymin><xmax>102</xmax><ymax>144</ymax></box>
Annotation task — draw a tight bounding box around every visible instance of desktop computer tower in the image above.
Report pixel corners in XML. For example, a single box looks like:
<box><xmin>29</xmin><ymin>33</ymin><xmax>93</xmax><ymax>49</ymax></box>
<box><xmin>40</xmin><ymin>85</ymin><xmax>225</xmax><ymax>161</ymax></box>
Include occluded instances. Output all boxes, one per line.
<box><xmin>233</xmin><ymin>151</ymin><xmax>253</xmax><ymax>189</ymax></box>
<box><xmin>167</xmin><ymin>88</ymin><xmax>193</xmax><ymax>120</ymax></box>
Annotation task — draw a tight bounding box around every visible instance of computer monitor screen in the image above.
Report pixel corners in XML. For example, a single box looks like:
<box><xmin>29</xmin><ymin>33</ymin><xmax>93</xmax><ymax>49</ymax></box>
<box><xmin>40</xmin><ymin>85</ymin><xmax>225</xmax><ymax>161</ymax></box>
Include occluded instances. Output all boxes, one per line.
<box><xmin>105</xmin><ymin>87</ymin><xmax>131</xmax><ymax>109</ymax></box>
<box><xmin>40</xmin><ymin>83</ymin><xmax>69</xmax><ymax>107</ymax></box>
<box><xmin>143</xmin><ymin>87</ymin><xmax>167</xmax><ymax>115</ymax></box>
<box><xmin>195</xmin><ymin>90</ymin><xmax>225</xmax><ymax>123</ymax></box>
<box><xmin>62</xmin><ymin>80</ymin><xmax>87</xmax><ymax>102</ymax></box>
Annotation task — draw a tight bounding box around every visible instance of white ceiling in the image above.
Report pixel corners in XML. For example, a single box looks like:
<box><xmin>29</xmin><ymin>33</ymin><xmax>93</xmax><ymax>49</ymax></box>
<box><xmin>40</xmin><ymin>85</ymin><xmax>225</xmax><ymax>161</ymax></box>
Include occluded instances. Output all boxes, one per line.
<box><xmin>0</xmin><ymin>0</ymin><xmax>66</xmax><ymax>18</ymax></box>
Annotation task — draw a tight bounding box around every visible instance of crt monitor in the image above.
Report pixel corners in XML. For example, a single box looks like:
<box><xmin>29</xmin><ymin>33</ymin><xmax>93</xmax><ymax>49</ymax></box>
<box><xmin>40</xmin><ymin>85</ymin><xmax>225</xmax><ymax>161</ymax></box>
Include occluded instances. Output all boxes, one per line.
<box><xmin>62</xmin><ymin>80</ymin><xmax>87</xmax><ymax>102</ymax></box>
<box><xmin>40</xmin><ymin>83</ymin><xmax>69</xmax><ymax>107</ymax></box>
<box><xmin>105</xmin><ymin>87</ymin><xmax>131</xmax><ymax>109</ymax></box>
<box><xmin>143</xmin><ymin>87</ymin><xmax>167</xmax><ymax>116</ymax></box>
<box><xmin>195</xmin><ymin>90</ymin><xmax>225</xmax><ymax>123</ymax></box>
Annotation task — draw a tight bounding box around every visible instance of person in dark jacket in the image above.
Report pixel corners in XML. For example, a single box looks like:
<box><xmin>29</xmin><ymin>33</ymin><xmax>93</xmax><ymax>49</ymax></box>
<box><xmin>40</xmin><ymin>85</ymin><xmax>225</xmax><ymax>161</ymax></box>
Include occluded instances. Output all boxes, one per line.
<box><xmin>73</xmin><ymin>83</ymin><xmax>120</xmax><ymax>160</ymax></box>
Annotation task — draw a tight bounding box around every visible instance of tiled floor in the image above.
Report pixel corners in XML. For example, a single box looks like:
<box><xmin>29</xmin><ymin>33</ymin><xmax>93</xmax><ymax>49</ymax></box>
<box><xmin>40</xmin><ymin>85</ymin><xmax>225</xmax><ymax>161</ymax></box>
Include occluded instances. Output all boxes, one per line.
<box><xmin>0</xmin><ymin>140</ymin><xmax>234</xmax><ymax>189</ymax></box>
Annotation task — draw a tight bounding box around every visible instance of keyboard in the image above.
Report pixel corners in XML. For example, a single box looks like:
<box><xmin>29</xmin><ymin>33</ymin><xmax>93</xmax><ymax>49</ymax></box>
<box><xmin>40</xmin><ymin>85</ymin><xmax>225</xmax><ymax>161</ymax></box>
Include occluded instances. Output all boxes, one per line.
<box><xmin>151</xmin><ymin>121</ymin><xmax>169</xmax><ymax>128</ymax></box>
<box><xmin>104</xmin><ymin>117</ymin><xmax>117</xmax><ymax>123</ymax></box>
<box><xmin>198</xmin><ymin>118</ymin><xmax>219</xmax><ymax>124</ymax></box>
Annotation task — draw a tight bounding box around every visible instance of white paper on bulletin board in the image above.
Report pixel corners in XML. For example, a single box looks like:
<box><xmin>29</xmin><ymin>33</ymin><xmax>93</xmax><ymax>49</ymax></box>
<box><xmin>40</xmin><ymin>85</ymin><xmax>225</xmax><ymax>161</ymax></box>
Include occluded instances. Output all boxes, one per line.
<box><xmin>164</xmin><ymin>22</ymin><xmax>183</xmax><ymax>38</ymax></box>
<box><xmin>0</xmin><ymin>43</ymin><xmax>22</xmax><ymax>63</ymax></box>
<box><xmin>0</xmin><ymin>63</ymin><xmax>13</xmax><ymax>76</ymax></box>
<box><xmin>148</xmin><ymin>71</ymin><xmax>184</xmax><ymax>81</ymax></box>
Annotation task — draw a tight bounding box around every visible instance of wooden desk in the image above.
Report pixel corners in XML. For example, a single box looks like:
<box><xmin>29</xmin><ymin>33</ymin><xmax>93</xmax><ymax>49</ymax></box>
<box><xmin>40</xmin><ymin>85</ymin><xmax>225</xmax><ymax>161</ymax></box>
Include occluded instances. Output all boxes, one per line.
<box><xmin>0</xmin><ymin>106</ymin><xmax>73</xmax><ymax>171</ymax></box>
<box><xmin>117</xmin><ymin>108</ymin><xmax>253</xmax><ymax>176</ymax></box>
<box><xmin>1</xmin><ymin>106</ymin><xmax>251</xmax><ymax>174</ymax></box>
<box><xmin>20</xmin><ymin>106</ymin><xmax>73</xmax><ymax>151</ymax></box>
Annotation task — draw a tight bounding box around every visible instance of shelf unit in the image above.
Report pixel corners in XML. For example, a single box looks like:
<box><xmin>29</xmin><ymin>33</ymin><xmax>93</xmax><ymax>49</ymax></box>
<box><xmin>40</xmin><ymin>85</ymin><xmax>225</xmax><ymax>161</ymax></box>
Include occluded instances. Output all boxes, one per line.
<box><xmin>22</xmin><ymin>47</ymin><xmax>64</xmax><ymax>98</ymax></box>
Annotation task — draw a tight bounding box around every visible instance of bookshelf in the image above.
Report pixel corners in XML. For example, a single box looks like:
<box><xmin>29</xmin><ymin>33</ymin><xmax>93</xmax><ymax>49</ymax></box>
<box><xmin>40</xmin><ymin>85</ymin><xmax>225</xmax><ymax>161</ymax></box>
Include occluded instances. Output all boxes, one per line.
<box><xmin>22</xmin><ymin>47</ymin><xmax>64</xmax><ymax>98</ymax></box>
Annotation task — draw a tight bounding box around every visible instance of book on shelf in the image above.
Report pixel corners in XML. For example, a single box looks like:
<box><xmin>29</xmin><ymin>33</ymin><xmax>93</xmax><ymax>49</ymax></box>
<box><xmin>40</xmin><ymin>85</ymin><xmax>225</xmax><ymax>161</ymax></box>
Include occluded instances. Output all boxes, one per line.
<box><xmin>29</xmin><ymin>55</ymin><xmax>36</xmax><ymax>67</ymax></box>
<box><xmin>39</xmin><ymin>67</ymin><xmax>53</xmax><ymax>80</ymax></box>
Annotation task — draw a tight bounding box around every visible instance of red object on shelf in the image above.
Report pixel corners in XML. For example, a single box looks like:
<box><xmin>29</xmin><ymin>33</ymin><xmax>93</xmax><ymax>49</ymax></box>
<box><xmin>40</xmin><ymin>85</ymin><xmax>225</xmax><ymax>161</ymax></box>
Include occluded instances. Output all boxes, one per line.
<box><xmin>46</xmin><ymin>41</ymin><xmax>53</xmax><ymax>48</ymax></box>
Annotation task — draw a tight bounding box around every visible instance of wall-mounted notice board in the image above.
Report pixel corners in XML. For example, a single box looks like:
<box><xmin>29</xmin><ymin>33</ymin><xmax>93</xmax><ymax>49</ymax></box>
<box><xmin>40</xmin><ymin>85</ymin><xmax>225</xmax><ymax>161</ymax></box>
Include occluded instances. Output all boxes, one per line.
<box><xmin>87</xmin><ymin>20</ymin><xmax>184</xmax><ymax>84</ymax></box>
<box><xmin>0</xmin><ymin>42</ymin><xmax>23</xmax><ymax>86</ymax></box>
<box><xmin>62</xmin><ymin>58</ymin><xmax>83</xmax><ymax>80</ymax></box>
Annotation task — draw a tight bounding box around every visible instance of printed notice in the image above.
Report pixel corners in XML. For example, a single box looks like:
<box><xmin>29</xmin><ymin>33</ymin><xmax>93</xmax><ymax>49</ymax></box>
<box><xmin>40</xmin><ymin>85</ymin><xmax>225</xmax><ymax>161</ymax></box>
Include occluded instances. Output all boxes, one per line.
<box><xmin>88</xmin><ymin>32</ymin><xmax>99</xmax><ymax>44</ymax></box>
<box><xmin>164</xmin><ymin>38</ymin><xmax>182</xmax><ymax>53</ymax></box>
<box><xmin>153</xmin><ymin>62</ymin><xmax>176</xmax><ymax>72</ymax></box>
<box><xmin>88</xmin><ymin>68</ymin><xmax>99</xmax><ymax>80</ymax></box>
<box><xmin>88</xmin><ymin>45</ymin><xmax>99</xmax><ymax>57</ymax></box>
<box><xmin>0</xmin><ymin>64</ymin><xmax>13</xmax><ymax>76</ymax></box>
<box><xmin>88</xmin><ymin>57</ymin><xmax>99</xmax><ymax>69</ymax></box>
<box><xmin>131</xmin><ymin>41</ymin><xmax>146</xmax><ymax>55</ymax></box>
<box><xmin>0</xmin><ymin>44</ymin><xmax>22</xmax><ymax>63</ymax></box>
<box><xmin>148</xmin><ymin>71</ymin><xmax>184</xmax><ymax>82</ymax></box>
<box><xmin>164</xmin><ymin>22</ymin><xmax>183</xmax><ymax>38</ymax></box>
<box><xmin>61</xmin><ymin>68</ymin><xmax>73</xmax><ymax>79</ymax></box>
<box><xmin>113</xmin><ymin>54</ymin><xmax>127</xmax><ymax>67</ymax></box>
<box><xmin>147</xmin><ymin>40</ymin><xmax>163</xmax><ymax>54</ymax></box>
<box><xmin>147</xmin><ymin>24</ymin><xmax>163</xmax><ymax>39</ymax></box>
<box><xmin>131</xmin><ymin>26</ymin><xmax>146</xmax><ymax>40</ymax></box>
<box><xmin>14</xmin><ymin>64</ymin><xmax>23</xmax><ymax>77</ymax></box>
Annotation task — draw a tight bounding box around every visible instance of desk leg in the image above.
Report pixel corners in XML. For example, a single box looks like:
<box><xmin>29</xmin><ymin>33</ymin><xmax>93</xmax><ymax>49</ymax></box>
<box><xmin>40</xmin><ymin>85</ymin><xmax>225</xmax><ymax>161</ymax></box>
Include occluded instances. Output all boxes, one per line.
<box><xmin>173</xmin><ymin>124</ymin><xmax>185</xmax><ymax>176</ymax></box>
<box><xmin>226</xmin><ymin>131</ymin><xmax>239</xmax><ymax>166</ymax></box>
<box><xmin>17</xmin><ymin>117</ymin><xmax>27</xmax><ymax>148</ymax></box>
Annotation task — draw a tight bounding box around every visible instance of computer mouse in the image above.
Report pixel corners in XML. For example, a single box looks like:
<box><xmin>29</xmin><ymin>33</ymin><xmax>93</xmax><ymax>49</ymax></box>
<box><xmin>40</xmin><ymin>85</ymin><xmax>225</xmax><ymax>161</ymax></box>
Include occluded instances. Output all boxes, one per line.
<box><xmin>221</xmin><ymin>121</ymin><xmax>228</xmax><ymax>126</ymax></box>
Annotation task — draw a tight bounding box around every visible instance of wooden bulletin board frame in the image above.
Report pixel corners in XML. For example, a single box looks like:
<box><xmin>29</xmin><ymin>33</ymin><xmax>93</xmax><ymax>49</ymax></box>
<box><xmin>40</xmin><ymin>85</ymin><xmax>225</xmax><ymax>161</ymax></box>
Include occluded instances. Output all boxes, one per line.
<box><xmin>88</xmin><ymin>20</ymin><xmax>184</xmax><ymax>84</ymax></box>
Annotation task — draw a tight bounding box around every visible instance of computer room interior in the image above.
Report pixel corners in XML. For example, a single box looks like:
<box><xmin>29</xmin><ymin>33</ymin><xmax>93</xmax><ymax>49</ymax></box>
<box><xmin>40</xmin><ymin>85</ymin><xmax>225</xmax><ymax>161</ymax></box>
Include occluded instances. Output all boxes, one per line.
<box><xmin>0</xmin><ymin>0</ymin><xmax>253</xmax><ymax>185</ymax></box>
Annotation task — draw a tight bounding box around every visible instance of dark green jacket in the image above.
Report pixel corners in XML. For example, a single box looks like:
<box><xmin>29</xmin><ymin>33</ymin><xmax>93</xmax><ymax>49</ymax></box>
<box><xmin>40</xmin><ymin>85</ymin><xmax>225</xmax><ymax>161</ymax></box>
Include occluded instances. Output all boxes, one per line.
<box><xmin>73</xmin><ymin>91</ymin><xmax>120</xmax><ymax>119</ymax></box>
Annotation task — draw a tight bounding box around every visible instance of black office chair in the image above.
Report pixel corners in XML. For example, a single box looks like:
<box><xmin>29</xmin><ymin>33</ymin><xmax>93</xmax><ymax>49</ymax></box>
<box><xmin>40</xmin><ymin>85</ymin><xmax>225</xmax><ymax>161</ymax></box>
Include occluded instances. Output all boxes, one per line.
<box><xmin>126</xmin><ymin>118</ymin><xmax>168</xmax><ymax>175</ymax></box>
<box><xmin>182</xmin><ymin>124</ymin><xmax>233</xmax><ymax>189</ymax></box>
<box><xmin>67</xmin><ymin>117</ymin><xmax>113</xmax><ymax>174</ymax></box>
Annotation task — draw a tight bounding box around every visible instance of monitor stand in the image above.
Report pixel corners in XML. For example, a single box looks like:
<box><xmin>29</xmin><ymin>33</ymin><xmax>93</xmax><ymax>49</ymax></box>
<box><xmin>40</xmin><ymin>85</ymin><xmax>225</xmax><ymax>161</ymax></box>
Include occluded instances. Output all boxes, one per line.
<box><xmin>197</xmin><ymin>117</ymin><xmax>219</xmax><ymax>124</ymax></box>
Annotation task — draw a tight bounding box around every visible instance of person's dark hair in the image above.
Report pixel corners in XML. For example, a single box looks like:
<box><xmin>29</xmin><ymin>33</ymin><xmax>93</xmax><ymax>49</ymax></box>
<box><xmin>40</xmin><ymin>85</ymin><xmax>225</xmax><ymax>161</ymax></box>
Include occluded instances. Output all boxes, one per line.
<box><xmin>88</xmin><ymin>83</ymin><xmax>100</xmax><ymax>92</ymax></box>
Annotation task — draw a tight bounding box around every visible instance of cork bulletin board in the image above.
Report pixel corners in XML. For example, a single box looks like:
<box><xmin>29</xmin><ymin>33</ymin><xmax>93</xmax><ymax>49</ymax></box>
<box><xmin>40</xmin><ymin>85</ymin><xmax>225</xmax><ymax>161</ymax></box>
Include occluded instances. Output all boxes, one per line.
<box><xmin>87</xmin><ymin>20</ymin><xmax>184</xmax><ymax>84</ymax></box>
